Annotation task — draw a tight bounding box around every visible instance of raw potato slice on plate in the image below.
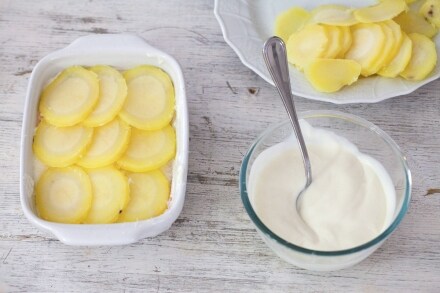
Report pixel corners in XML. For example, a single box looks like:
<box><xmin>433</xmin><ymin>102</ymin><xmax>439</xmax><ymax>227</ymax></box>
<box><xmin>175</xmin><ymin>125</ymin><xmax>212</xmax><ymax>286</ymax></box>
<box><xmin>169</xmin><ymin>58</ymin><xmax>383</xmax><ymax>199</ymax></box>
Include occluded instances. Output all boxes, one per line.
<box><xmin>287</xmin><ymin>24</ymin><xmax>329</xmax><ymax>69</ymax></box>
<box><xmin>83</xmin><ymin>166</ymin><xmax>130</xmax><ymax>224</ymax></box>
<box><xmin>36</xmin><ymin>166</ymin><xmax>92</xmax><ymax>224</ymax></box>
<box><xmin>275</xmin><ymin>7</ymin><xmax>310</xmax><ymax>42</ymax></box>
<box><xmin>420</xmin><ymin>0</ymin><xmax>440</xmax><ymax>28</ymax></box>
<box><xmin>78</xmin><ymin>118</ymin><xmax>131</xmax><ymax>169</ymax></box>
<box><xmin>401</xmin><ymin>33</ymin><xmax>437</xmax><ymax>80</ymax></box>
<box><xmin>308</xmin><ymin>5</ymin><xmax>358</xmax><ymax>26</ymax></box>
<box><xmin>394</xmin><ymin>11</ymin><xmax>438</xmax><ymax>38</ymax></box>
<box><xmin>354</xmin><ymin>0</ymin><xmax>407</xmax><ymax>23</ymax></box>
<box><xmin>117</xmin><ymin>170</ymin><xmax>170</xmax><ymax>222</ymax></box>
<box><xmin>117</xmin><ymin>125</ymin><xmax>176</xmax><ymax>172</ymax></box>
<box><xmin>33</xmin><ymin>120</ymin><xmax>93</xmax><ymax>167</ymax></box>
<box><xmin>379</xmin><ymin>33</ymin><xmax>413</xmax><ymax>77</ymax></box>
<box><xmin>83</xmin><ymin>65</ymin><xmax>128</xmax><ymax>127</ymax></box>
<box><xmin>305</xmin><ymin>59</ymin><xmax>361</xmax><ymax>93</ymax></box>
<box><xmin>119</xmin><ymin>65</ymin><xmax>175</xmax><ymax>131</ymax></box>
<box><xmin>344</xmin><ymin>23</ymin><xmax>386</xmax><ymax>76</ymax></box>
<box><xmin>39</xmin><ymin>66</ymin><xmax>99</xmax><ymax>127</ymax></box>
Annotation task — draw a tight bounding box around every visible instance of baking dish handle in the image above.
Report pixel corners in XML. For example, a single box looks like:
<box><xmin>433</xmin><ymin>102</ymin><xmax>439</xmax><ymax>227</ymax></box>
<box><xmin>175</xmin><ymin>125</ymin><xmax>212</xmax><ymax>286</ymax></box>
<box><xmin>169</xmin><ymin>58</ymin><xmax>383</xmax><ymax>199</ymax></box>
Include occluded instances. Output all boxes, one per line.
<box><xmin>62</xmin><ymin>34</ymin><xmax>158</xmax><ymax>52</ymax></box>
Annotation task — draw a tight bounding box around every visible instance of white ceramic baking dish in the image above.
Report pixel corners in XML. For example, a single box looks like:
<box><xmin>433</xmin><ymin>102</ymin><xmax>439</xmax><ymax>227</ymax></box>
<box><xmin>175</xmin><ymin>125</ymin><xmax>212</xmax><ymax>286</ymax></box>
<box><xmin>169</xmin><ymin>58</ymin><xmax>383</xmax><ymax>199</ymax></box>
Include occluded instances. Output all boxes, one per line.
<box><xmin>20</xmin><ymin>34</ymin><xmax>188</xmax><ymax>246</ymax></box>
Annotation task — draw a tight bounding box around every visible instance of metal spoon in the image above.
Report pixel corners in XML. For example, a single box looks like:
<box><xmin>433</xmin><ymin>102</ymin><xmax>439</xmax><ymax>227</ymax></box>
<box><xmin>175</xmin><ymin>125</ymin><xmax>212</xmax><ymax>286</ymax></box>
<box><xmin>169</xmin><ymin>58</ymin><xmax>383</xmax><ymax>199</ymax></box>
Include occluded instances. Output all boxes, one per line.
<box><xmin>262</xmin><ymin>36</ymin><xmax>312</xmax><ymax>207</ymax></box>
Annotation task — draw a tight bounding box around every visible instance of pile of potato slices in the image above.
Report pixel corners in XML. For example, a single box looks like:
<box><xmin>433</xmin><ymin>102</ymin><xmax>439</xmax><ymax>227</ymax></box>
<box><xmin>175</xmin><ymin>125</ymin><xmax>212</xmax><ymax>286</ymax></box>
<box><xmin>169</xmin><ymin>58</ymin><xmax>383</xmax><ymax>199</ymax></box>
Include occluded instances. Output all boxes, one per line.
<box><xmin>275</xmin><ymin>0</ymin><xmax>439</xmax><ymax>93</ymax></box>
<box><xmin>33</xmin><ymin>65</ymin><xmax>176</xmax><ymax>224</ymax></box>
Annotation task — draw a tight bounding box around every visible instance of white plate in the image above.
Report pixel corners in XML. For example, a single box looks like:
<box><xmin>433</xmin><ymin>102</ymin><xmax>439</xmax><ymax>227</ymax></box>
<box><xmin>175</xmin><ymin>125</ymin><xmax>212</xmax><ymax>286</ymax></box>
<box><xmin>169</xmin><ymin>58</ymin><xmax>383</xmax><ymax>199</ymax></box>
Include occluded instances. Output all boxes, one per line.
<box><xmin>214</xmin><ymin>0</ymin><xmax>440</xmax><ymax>104</ymax></box>
<box><xmin>20</xmin><ymin>34</ymin><xmax>189</xmax><ymax>245</ymax></box>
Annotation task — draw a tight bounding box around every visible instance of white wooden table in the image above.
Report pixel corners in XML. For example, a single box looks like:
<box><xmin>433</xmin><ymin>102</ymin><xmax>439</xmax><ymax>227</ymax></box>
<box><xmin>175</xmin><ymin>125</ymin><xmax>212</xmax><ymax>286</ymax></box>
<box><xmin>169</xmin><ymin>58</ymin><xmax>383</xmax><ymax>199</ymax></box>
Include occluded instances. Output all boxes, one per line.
<box><xmin>1</xmin><ymin>1</ymin><xmax>440</xmax><ymax>292</ymax></box>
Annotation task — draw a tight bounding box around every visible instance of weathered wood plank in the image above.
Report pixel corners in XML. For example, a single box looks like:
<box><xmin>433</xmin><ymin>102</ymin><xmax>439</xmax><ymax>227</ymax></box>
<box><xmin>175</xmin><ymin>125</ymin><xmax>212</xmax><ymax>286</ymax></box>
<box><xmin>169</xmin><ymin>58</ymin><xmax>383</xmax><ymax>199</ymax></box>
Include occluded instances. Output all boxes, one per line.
<box><xmin>0</xmin><ymin>0</ymin><xmax>439</xmax><ymax>292</ymax></box>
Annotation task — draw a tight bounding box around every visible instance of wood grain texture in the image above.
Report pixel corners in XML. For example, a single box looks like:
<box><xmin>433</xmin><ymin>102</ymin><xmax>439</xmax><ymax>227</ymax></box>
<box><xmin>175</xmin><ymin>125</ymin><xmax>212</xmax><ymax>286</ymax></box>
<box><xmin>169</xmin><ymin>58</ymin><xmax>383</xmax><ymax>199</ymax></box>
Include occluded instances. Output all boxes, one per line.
<box><xmin>0</xmin><ymin>0</ymin><xmax>440</xmax><ymax>292</ymax></box>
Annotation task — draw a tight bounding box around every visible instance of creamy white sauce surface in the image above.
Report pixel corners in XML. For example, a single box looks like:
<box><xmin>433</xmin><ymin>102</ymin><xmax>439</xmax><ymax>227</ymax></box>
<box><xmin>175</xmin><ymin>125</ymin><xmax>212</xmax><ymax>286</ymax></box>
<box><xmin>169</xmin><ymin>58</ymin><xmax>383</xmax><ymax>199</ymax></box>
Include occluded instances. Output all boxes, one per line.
<box><xmin>249</xmin><ymin>122</ymin><xmax>395</xmax><ymax>251</ymax></box>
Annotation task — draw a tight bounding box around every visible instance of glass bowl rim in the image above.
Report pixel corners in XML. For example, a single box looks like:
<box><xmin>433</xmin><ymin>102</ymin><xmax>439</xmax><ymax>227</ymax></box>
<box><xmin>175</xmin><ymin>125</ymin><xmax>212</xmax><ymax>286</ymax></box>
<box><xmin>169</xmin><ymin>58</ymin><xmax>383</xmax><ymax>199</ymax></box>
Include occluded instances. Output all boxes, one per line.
<box><xmin>239</xmin><ymin>110</ymin><xmax>412</xmax><ymax>256</ymax></box>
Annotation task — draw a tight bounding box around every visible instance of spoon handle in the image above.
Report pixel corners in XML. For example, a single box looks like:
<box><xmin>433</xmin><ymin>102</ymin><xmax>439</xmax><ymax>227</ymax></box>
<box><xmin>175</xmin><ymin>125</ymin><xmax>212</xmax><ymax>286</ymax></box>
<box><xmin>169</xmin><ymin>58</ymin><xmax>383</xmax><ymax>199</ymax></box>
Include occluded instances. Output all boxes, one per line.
<box><xmin>263</xmin><ymin>36</ymin><xmax>312</xmax><ymax>188</ymax></box>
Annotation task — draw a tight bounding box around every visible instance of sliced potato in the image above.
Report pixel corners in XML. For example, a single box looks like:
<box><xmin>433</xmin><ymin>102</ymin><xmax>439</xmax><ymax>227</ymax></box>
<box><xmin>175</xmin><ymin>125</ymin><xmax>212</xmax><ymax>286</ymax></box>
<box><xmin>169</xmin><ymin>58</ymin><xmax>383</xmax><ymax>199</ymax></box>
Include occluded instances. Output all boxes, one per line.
<box><xmin>36</xmin><ymin>166</ymin><xmax>92</xmax><ymax>223</ymax></box>
<box><xmin>382</xmin><ymin>20</ymin><xmax>404</xmax><ymax>60</ymax></box>
<box><xmin>286</xmin><ymin>24</ymin><xmax>329</xmax><ymax>69</ymax></box>
<box><xmin>374</xmin><ymin>22</ymin><xmax>399</xmax><ymax>71</ymax></box>
<box><xmin>119</xmin><ymin>65</ymin><xmax>175</xmax><ymax>131</ymax></box>
<box><xmin>83</xmin><ymin>65</ymin><xmax>128</xmax><ymax>127</ymax></box>
<box><xmin>39</xmin><ymin>66</ymin><xmax>99</xmax><ymax>127</ymax></box>
<box><xmin>322</xmin><ymin>25</ymin><xmax>343</xmax><ymax>58</ymax></box>
<box><xmin>117</xmin><ymin>125</ymin><xmax>176</xmax><ymax>172</ymax></box>
<box><xmin>401</xmin><ymin>33</ymin><xmax>437</xmax><ymax>80</ymax></box>
<box><xmin>344</xmin><ymin>23</ymin><xmax>386</xmax><ymax>76</ymax></box>
<box><xmin>117</xmin><ymin>170</ymin><xmax>170</xmax><ymax>222</ymax></box>
<box><xmin>78</xmin><ymin>118</ymin><xmax>131</xmax><ymax>169</ymax></box>
<box><xmin>354</xmin><ymin>0</ymin><xmax>407</xmax><ymax>23</ymax></box>
<box><xmin>275</xmin><ymin>7</ymin><xmax>310</xmax><ymax>42</ymax></box>
<box><xmin>336</xmin><ymin>26</ymin><xmax>353</xmax><ymax>58</ymax></box>
<box><xmin>394</xmin><ymin>11</ymin><xmax>437</xmax><ymax>38</ymax></box>
<box><xmin>308</xmin><ymin>5</ymin><xmax>358</xmax><ymax>26</ymax></box>
<box><xmin>420</xmin><ymin>0</ymin><xmax>440</xmax><ymax>27</ymax></box>
<box><xmin>304</xmin><ymin>59</ymin><xmax>361</xmax><ymax>93</ymax></box>
<box><xmin>33</xmin><ymin>120</ymin><xmax>93</xmax><ymax>167</ymax></box>
<box><xmin>379</xmin><ymin>33</ymin><xmax>413</xmax><ymax>77</ymax></box>
<box><xmin>83</xmin><ymin>166</ymin><xmax>130</xmax><ymax>224</ymax></box>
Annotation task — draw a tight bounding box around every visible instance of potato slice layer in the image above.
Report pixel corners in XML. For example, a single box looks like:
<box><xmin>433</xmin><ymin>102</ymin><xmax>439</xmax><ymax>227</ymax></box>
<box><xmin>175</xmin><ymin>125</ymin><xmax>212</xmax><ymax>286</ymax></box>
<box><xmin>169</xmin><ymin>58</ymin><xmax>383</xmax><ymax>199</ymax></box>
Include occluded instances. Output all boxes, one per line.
<box><xmin>394</xmin><ymin>11</ymin><xmax>438</xmax><ymax>38</ymax></box>
<box><xmin>420</xmin><ymin>0</ymin><xmax>440</xmax><ymax>27</ymax></box>
<box><xmin>287</xmin><ymin>24</ymin><xmax>329</xmax><ymax>69</ymax></box>
<box><xmin>36</xmin><ymin>166</ymin><xmax>92</xmax><ymax>223</ymax></box>
<box><xmin>305</xmin><ymin>59</ymin><xmax>361</xmax><ymax>93</ymax></box>
<box><xmin>117</xmin><ymin>125</ymin><xmax>176</xmax><ymax>172</ymax></box>
<box><xmin>33</xmin><ymin>120</ymin><xmax>93</xmax><ymax>167</ymax></box>
<box><xmin>119</xmin><ymin>65</ymin><xmax>175</xmax><ymax>131</ymax></box>
<box><xmin>275</xmin><ymin>7</ymin><xmax>310</xmax><ymax>42</ymax></box>
<box><xmin>39</xmin><ymin>66</ymin><xmax>99</xmax><ymax>127</ymax></box>
<box><xmin>336</xmin><ymin>26</ymin><xmax>352</xmax><ymax>58</ymax></box>
<box><xmin>354</xmin><ymin>0</ymin><xmax>407</xmax><ymax>23</ymax></box>
<box><xmin>344</xmin><ymin>23</ymin><xmax>386</xmax><ymax>76</ymax></box>
<box><xmin>379</xmin><ymin>33</ymin><xmax>413</xmax><ymax>77</ymax></box>
<box><xmin>401</xmin><ymin>33</ymin><xmax>437</xmax><ymax>80</ymax></box>
<box><xmin>117</xmin><ymin>171</ymin><xmax>170</xmax><ymax>222</ymax></box>
<box><xmin>308</xmin><ymin>5</ymin><xmax>358</xmax><ymax>26</ymax></box>
<box><xmin>83</xmin><ymin>65</ymin><xmax>127</xmax><ymax>127</ymax></box>
<box><xmin>83</xmin><ymin>167</ymin><xmax>130</xmax><ymax>224</ymax></box>
<box><xmin>78</xmin><ymin>118</ymin><xmax>131</xmax><ymax>168</ymax></box>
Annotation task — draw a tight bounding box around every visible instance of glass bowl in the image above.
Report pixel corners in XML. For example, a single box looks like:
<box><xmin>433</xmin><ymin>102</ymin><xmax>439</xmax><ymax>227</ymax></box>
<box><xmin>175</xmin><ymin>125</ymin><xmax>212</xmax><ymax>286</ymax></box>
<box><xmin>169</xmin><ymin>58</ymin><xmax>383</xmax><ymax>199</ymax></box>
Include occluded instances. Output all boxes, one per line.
<box><xmin>240</xmin><ymin>110</ymin><xmax>411</xmax><ymax>271</ymax></box>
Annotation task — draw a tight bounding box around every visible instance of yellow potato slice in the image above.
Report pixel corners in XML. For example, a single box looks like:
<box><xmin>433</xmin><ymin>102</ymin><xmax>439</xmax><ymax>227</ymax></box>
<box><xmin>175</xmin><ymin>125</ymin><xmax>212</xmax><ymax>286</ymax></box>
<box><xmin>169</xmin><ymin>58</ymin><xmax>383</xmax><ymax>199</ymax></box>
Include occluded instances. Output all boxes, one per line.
<box><xmin>83</xmin><ymin>65</ymin><xmax>127</xmax><ymax>127</ymax></box>
<box><xmin>394</xmin><ymin>11</ymin><xmax>438</xmax><ymax>38</ymax></box>
<box><xmin>336</xmin><ymin>26</ymin><xmax>353</xmax><ymax>58</ymax></box>
<box><xmin>308</xmin><ymin>5</ymin><xmax>358</xmax><ymax>26</ymax></box>
<box><xmin>119</xmin><ymin>65</ymin><xmax>175</xmax><ymax>131</ymax></box>
<box><xmin>379</xmin><ymin>33</ymin><xmax>413</xmax><ymax>77</ymax></box>
<box><xmin>83</xmin><ymin>166</ymin><xmax>130</xmax><ymax>224</ymax></box>
<box><xmin>304</xmin><ymin>59</ymin><xmax>361</xmax><ymax>93</ymax></box>
<box><xmin>33</xmin><ymin>120</ymin><xmax>93</xmax><ymax>167</ymax></box>
<box><xmin>39</xmin><ymin>66</ymin><xmax>99</xmax><ymax>127</ymax></box>
<box><xmin>322</xmin><ymin>25</ymin><xmax>343</xmax><ymax>58</ymax></box>
<box><xmin>401</xmin><ymin>33</ymin><xmax>437</xmax><ymax>80</ymax></box>
<box><xmin>382</xmin><ymin>20</ymin><xmax>404</xmax><ymax>60</ymax></box>
<box><xmin>36</xmin><ymin>166</ymin><xmax>92</xmax><ymax>224</ymax></box>
<box><xmin>287</xmin><ymin>24</ymin><xmax>329</xmax><ymax>69</ymax></box>
<box><xmin>344</xmin><ymin>23</ymin><xmax>386</xmax><ymax>76</ymax></box>
<box><xmin>374</xmin><ymin>23</ymin><xmax>399</xmax><ymax>71</ymax></box>
<box><xmin>275</xmin><ymin>7</ymin><xmax>310</xmax><ymax>42</ymax></box>
<box><xmin>78</xmin><ymin>118</ymin><xmax>131</xmax><ymax>168</ymax></box>
<box><xmin>117</xmin><ymin>125</ymin><xmax>176</xmax><ymax>172</ymax></box>
<box><xmin>354</xmin><ymin>0</ymin><xmax>407</xmax><ymax>23</ymax></box>
<box><xmin>117</xmin><ymin>170</ymin><xmax>170</xmax><ymax>222</ymax></box>
<box><xmin>420</xmin><ymin>0</ymin><xmax>440</xmax><ymax>27</ymax></box>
